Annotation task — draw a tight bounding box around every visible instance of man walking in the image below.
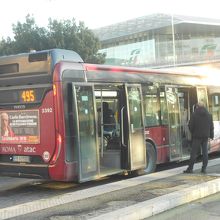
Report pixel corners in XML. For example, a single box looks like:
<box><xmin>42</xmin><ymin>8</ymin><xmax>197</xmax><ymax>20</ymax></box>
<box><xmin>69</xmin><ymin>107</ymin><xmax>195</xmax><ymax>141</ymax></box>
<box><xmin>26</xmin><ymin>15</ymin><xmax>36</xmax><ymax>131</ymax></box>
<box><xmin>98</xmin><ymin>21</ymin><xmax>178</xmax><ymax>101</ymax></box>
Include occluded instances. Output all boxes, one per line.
<box><xmin>183</xmin><ymin>101</ymin><xmax>214</xmax><ymax>174</ymax></box>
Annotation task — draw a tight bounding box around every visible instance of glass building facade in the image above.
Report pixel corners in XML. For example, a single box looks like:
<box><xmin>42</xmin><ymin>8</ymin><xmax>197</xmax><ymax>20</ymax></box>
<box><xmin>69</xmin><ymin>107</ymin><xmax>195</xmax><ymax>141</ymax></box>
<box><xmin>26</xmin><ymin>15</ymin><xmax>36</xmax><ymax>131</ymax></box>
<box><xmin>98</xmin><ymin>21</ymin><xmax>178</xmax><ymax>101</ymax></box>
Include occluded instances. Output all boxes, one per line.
<box><xmin>93</xmin><ymin>14</ymin><xmax>220</xmax><ymax>68</ymax></box>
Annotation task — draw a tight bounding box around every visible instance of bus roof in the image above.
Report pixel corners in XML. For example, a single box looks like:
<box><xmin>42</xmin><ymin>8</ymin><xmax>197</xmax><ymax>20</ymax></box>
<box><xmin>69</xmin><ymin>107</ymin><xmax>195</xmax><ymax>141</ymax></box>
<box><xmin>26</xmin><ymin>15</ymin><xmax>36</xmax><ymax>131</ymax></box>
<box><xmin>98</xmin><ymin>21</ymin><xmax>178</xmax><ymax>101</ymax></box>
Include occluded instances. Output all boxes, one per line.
<box><xmin>75</xmin><ymin>63</ymin><xmax>206</xmax><ymax>86</ymax></box>
<box><xmin>84</xmin><ymin>63</ymin><xmax>207</xmax><ymax>77</ymax></box>
<box><xmin>0</xmin><ymin>49</ymin><xmax>83</xmax><ymax>75</ymax></box>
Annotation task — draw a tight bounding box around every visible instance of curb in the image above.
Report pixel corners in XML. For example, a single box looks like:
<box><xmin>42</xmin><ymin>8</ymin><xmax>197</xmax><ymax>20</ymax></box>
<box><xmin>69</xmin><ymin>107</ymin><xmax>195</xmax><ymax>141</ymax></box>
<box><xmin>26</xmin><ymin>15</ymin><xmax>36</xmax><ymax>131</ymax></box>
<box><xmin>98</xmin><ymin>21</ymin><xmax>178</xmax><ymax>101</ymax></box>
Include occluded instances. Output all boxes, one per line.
<box><xmin>89</xmin><ymin>177</ymin><xmax>220</xmax><ymax>220</ymax></box>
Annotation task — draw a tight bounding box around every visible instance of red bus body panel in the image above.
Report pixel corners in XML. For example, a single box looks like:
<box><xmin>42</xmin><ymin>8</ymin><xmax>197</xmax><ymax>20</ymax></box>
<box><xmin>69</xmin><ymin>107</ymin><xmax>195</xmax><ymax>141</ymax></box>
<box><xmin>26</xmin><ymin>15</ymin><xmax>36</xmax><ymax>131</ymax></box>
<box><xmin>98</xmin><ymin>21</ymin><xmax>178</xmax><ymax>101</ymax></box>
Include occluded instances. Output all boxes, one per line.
<box><xmin>145</xmin><ymin>126</ymin><xmax>170</xmax><ymax>163</ymax></box>
<box><xmin>48</xmin><ymin>63</ymin><xmax>79</xmax><ymax>181</ymax></box>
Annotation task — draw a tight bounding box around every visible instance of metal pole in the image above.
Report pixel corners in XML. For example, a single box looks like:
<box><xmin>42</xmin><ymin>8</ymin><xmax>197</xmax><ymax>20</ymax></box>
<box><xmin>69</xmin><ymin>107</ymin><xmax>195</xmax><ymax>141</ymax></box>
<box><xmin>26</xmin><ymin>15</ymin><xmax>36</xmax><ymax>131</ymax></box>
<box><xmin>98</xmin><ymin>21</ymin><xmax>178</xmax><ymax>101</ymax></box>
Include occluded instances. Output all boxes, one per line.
<box><xmin>171</xmin><ymin>14</ymin><xmax>176</xmax><ymax>66</ymax></box>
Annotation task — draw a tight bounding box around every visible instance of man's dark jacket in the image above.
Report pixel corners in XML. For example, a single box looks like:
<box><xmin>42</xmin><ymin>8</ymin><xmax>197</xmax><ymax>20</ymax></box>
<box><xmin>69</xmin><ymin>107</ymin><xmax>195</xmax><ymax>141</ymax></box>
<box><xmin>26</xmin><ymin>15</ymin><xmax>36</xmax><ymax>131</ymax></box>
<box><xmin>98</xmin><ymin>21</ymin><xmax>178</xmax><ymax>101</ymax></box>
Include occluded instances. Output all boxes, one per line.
<box><xmin>189</xmin><ymin>106</ymin><xmax>214</xmax><ymax>139</ymax></box>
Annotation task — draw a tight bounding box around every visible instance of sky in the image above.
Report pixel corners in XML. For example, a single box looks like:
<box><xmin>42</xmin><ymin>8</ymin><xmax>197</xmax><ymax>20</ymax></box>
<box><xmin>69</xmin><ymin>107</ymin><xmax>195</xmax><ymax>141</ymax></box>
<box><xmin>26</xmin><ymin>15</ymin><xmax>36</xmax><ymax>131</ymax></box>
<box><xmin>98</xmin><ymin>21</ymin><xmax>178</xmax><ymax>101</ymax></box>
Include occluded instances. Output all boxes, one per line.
<box><xmin>1</xmin><ymin>0</ymin><xmax>220</xmax><ymax>39</ymax></box>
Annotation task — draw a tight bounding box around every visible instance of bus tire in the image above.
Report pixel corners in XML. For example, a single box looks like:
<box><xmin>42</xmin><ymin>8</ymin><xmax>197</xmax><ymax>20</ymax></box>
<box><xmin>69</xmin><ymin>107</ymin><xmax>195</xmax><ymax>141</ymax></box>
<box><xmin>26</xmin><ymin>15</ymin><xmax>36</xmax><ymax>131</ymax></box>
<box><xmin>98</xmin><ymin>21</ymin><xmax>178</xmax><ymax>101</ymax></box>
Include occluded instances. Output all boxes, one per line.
<box><xmin>144</xmin><ymin>142</ymin><xmax>157</xmax><ymax>174</ymax></box>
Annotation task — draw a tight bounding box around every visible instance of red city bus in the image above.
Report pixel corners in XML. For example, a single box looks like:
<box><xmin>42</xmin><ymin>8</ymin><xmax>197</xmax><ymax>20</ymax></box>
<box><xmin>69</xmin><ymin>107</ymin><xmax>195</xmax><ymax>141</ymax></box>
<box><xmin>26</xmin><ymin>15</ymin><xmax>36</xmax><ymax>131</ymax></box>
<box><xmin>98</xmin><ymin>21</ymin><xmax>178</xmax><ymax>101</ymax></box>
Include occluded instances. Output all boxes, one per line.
<box><xmin>0</xmin><ymin>49</ymin><xmax>220</xmax><ymax>182</ymax></box>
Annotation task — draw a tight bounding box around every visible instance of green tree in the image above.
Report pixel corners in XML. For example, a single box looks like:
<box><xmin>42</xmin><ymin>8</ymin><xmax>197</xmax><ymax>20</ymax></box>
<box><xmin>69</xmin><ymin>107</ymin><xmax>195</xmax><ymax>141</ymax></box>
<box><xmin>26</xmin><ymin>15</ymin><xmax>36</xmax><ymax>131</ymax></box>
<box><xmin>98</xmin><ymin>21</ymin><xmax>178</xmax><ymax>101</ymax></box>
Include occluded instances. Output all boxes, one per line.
<box><xmin>0</xmin><ymin>37</ymin><xmax>16</xmax><ymax>55</ymax></box>
<box><xmin>0</xmin><ymin>15</ymin><xmax>105</xmax><ymax>64</ymax></box>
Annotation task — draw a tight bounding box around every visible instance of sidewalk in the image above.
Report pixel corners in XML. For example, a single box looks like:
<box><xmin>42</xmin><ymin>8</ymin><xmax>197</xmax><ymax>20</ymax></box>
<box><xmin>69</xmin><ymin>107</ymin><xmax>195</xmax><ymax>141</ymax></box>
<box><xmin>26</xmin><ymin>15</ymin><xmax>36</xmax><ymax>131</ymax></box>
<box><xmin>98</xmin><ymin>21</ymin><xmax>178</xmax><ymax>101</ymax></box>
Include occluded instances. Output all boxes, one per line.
<box><xmin>1</xmin><ymin>158</ymin><xmax>220</xmax><ymax>220</ymax></box>
<box><xmin>89</xmin><ymin>162</ymin><xmax>220</xmax><ymax>220</ymax></box>
<box><xmin>90</xmin><ymin>176</ymin><xmax>220</xmax><ymax>219</ymax></box>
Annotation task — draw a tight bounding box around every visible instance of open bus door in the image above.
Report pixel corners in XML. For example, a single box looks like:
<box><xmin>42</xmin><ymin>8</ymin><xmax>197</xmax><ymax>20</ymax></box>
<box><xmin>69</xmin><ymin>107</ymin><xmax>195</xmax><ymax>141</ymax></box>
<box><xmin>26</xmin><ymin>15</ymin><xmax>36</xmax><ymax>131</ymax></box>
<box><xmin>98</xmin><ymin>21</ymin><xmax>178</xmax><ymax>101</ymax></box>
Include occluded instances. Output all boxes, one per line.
<box><xmin>72</xmin><ymin>84</ymin><xmax>99</xmax><ymax>182</ymax></box>
<box><xmin>165</xmin><ymin>86</ymin><xmax>182</xmax><ymax>161</ymax></box>
<box><xmin>121</xmin><ymin>84</ymin><xmax>146</xmax><ymax>170</ymax></box>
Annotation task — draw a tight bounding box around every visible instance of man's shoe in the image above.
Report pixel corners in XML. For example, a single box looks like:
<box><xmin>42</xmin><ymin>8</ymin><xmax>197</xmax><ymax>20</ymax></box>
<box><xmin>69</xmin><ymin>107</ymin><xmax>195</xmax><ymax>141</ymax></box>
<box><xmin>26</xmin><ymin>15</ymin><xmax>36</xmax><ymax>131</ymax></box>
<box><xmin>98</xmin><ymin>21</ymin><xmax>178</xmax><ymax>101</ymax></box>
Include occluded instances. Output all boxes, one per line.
<box><xmin>183</xmin><ymin>169</ymin><xmax>193</xmax><ymax>174</ymax></box>
<box><xmin>201</xmin><ymin>169</ymin><xmax>206</xmax><ymax>174</ymax></box>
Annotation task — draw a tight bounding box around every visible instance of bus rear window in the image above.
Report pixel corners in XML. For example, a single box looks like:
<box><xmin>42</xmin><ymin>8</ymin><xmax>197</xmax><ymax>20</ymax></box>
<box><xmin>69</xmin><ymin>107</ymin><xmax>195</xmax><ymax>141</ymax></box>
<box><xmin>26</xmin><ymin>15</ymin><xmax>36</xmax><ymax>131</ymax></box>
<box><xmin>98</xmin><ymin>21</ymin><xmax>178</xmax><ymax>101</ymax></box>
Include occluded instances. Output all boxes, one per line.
<box><xmin>28</xmin><ymin>52</ymin><xmax>48</xmax><ymax>62</ymax></box>
<box><xmin>0</xmin><ymin>63</ymin><xmax>19</xmax><ymax>74</ymax></box>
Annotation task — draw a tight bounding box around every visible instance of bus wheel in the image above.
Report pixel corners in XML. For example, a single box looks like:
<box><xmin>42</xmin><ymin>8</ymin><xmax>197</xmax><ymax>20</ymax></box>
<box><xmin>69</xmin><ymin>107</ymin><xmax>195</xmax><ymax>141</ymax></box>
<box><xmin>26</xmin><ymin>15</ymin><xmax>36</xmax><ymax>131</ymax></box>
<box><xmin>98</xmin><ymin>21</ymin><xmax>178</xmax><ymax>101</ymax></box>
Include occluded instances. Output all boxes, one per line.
<box><xmin>144</xmin><ymin>142</ymin><xmax>157</xmax><ymax>174</ymax></box>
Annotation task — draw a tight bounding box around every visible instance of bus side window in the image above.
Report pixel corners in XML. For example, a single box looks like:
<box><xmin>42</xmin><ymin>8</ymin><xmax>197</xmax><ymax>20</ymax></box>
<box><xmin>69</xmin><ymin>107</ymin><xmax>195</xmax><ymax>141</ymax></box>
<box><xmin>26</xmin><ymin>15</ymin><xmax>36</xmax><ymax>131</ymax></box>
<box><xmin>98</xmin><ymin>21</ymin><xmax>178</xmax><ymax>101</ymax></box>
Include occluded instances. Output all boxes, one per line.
<box><xmin>143</xmin><ymin>85</ymin><xmax>160</xmax><ymax>127</ymax></box>
<box><xmin>209</xmin><ymin>92</ymin><xmax>220</xmax><ymax>121</ymax></box>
